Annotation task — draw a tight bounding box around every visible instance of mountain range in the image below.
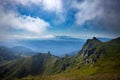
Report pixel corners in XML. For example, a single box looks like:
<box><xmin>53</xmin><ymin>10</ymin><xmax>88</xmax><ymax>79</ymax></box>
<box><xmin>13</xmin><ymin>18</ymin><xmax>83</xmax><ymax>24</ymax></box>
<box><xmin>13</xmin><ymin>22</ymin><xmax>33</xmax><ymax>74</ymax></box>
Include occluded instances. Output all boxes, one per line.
<box><xmin>0</xmin><ymin>46</ymin><xmax>35</xmax><ymax>61</ymax></box>
<box><xmin>0</xmin><ymin>36</ymin><xmax>86</xmax><ymax>56</ymax></box>
<box><xmin>0</xmin><ymin>37</ymin><xmax>120</xmax><ymax>80</ymax></box>
<box><xmin>0</xmin><ymin>36</ymin><xmax>111</xmax><ymax>56</ymax></box>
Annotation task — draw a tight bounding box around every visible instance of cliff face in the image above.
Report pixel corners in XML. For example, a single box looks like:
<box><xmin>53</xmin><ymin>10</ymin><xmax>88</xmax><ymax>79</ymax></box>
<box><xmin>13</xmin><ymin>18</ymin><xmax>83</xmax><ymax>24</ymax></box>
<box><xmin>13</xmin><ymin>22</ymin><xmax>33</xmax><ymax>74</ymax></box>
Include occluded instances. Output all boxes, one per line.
<box><xmin>77</xmin><ymin>37</ymin><xmax>120</xmax><ymax>65</ymax></box>
<box><xmin>81</xmin><ymin>37</ymin><xmax>101</xmax><ymax>57</ymax></box>
<box><xmin>77</xmin><ymin>37</ymin><xmax>101</xmax><ymax>64</ymax></box>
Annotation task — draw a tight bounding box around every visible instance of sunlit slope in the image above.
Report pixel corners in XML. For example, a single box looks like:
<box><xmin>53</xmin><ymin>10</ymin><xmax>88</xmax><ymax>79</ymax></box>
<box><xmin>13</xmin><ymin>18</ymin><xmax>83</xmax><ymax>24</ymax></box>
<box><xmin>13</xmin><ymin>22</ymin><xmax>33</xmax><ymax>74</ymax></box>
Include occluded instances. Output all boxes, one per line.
<box><xmin>0</xmin><ymin>53</ymin><xmax>58</xmax><ymax>80</ymax></box>
<box><xmin>22</xmin><ymin>37</ymin><xmax>120</xmax><ymax>80</ymax></box>
<box><xmin>0</xmin><ymin>37</ymin><xmax>120</xmax><ymax>80</ymax></box>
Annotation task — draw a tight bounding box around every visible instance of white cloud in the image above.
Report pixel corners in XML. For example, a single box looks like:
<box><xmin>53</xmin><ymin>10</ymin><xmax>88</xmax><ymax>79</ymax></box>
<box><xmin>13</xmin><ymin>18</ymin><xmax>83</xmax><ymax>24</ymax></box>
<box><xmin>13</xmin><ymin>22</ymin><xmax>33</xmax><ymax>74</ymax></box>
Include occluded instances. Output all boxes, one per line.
<box><xmin>73</xmin><ymin>0</ymin><xmax>103</xmax><ymax>25</ymax></box>
<box><xmin>0</xmin><ymin>34</ymin><xmax>55</xmax><ymax>41</ymax></box>
<box><xmin>0</xmin><ymin>0</ymin><xmax>65</xmax><ymax>26</ymax></box>
<box><xmin>0</xmin><ymin>6</ymin><xmax>54</xmax><ymax>40</ymax></box>
<box><xmin>13</xmin><ymin>0</ymin><xmax>63</xmax><ymax>13</ymax></box>
<box><xmin>15</xmin><ymin>0</ymin><xmax>42</xmax><ymax>6</ymax></box>
<box><xmin>42</xmin><ymin>0</ymin><xmax>63</xmax><ymax>13</ymax></box>
<box><xmin>72</xmin><ymin>0</ymin><xmax>120</xmax><ymax>36</ymax></box>
<box><xmin>12</xmin><ymin>34</ymin><xmax>55</xmax><ymax>40</ymax></box>
<box><xmin>0</xmin><ymin>7</ymin><xmax>50</xmax><ymax>34</ymax></box>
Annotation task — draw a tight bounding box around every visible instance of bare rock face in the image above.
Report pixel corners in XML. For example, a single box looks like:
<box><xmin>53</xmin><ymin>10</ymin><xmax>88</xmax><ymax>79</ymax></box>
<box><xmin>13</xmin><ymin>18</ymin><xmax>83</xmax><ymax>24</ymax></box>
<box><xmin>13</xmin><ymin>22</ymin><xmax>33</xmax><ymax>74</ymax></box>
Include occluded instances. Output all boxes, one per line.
<box><xmin>84</xmin><ymin>58</ymin><xmax>97</xmax><ymax>64</ymax></box>
<box><xmin>79</xmin><ymin>37</ymin><xmax>103</xmax><ymax>64</ymax></box>
<box><xmin>81</xmin><ymin>37</ymin><xmax>101</xmax><ymax>58</ymax></box>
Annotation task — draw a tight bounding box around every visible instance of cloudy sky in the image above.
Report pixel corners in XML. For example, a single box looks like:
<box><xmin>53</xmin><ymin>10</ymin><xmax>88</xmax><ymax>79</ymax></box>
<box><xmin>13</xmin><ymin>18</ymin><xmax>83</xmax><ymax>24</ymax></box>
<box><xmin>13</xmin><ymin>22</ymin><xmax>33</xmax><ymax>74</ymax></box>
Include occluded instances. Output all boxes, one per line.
<box><xmin>0</xmin><ymin>0</ymin><xmax>120</xmax><ymax>40</ymax></box>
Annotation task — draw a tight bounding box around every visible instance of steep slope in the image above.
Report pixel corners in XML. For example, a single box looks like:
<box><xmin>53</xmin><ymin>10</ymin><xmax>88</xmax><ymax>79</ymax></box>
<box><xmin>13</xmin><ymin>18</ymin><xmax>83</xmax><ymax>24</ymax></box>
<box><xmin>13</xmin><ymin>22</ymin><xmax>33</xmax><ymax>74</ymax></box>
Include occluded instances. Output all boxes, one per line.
<box><xmin>75</xmin><ymin>37</ymin><xmax>120</xmax><ymax>73</ymax></box>
<box><xmin>58</xmin><ymin>37</ymin><xmax>120</xmax><ymax>79</ymax></box>
<box><xmin>19</xmin><ymin>37</ymin><xmax>120</xmax><ymax>80</ymax></box>
<box><xmin>0</xmin><ymin>37</ymin><xmax>120</xmax><ymax>80</ymax></box>
<box><xmin>0</xmin><ymin>52</ymin><xmax>58</xmax><ymax>80</ymax></box>
<box><xmin>21</xmin><ymin>37</ymin><xmax>120</xmax><ymax>80</ymax></box>
<box><xmin>79</xmin><ymin>37</ymin><xmax>102</xmax><ymax>58</ymax></box>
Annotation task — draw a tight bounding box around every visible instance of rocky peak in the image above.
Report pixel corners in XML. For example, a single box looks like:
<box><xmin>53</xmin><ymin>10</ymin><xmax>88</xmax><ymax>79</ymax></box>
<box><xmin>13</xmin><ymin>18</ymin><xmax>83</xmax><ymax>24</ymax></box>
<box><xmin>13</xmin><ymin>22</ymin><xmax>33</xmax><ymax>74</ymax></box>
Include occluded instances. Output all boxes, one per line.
<box><xmin>80</xmin><ymin>37</ymin><xmax>102</xmax><ymax>59</ymax></box>
<box><xmin>93</xmin><ymin>37</ymin><xmax>101</xmax><ymax>41</ymax></box>
<box><xmin>93</xmin><ymin>37</ymin><xmax>97</xmax><ymax>39</ymax></box>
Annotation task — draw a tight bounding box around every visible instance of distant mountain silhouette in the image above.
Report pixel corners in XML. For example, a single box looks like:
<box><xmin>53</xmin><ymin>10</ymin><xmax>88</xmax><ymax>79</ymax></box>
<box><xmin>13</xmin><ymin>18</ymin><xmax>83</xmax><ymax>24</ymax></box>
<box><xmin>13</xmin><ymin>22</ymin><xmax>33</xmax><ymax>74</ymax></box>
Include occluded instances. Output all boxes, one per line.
<box><xmin>0</xmin><ymin>46</ymin><xmax>20</xmax><ymax>61</ymax></box>
<box><xmin>11</xmin><ymin>46</ymin><xmax>35</xmax><ymax>56</ymax></box>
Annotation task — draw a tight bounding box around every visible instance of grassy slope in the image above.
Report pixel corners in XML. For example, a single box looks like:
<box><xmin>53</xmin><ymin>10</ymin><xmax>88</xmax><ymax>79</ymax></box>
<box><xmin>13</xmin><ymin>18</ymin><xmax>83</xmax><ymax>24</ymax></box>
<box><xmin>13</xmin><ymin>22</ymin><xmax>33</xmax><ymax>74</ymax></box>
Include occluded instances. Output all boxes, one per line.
<box><xmin>0</xmin><ymin>53</ymin><xmax>58</xmax><ymax>80</ymax></box>
<box><xmin>20</xmin><ymin>38</ymin><xmax>120</xmax><ymax>80</ymax></box>
<box><xmin>0</xmin><ymin>38</ymin><xmax>120</xmax><ymax>80</ymax></box>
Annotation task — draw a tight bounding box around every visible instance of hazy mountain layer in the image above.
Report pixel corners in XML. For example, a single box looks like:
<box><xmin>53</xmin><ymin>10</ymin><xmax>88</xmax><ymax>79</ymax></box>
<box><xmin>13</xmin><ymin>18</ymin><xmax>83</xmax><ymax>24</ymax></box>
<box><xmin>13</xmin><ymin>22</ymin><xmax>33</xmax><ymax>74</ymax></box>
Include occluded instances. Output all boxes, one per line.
<box><xmin>0</xmin><ymin>37</ymin><xmax>120</xmax><ymax>80</ymax></box>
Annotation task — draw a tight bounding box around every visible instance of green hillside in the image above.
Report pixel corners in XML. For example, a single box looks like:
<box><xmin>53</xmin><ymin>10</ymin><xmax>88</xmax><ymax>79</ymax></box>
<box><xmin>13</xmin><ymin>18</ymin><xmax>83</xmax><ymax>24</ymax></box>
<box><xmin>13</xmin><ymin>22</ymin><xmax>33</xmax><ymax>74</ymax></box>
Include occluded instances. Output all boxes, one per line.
<box><xmin>0</xmin><ymin>37</ymin><xmax>120</xmax><ymax>80</ymax></box>
<box><xmin>0</xmin><ymin>52</ymin><xmax>58</xmax><ymax>80</ymax></box>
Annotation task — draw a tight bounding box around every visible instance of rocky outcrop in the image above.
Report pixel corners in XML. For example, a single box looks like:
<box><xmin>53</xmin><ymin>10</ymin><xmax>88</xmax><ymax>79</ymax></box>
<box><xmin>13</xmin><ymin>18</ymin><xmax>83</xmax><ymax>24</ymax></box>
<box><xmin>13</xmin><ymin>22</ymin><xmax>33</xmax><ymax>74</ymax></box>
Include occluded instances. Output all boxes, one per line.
<box><xmin>84</xmin><ymin>58</ymin><xmax>96</xmax><ymax>64</ymax></box>
<box><xmin>78</xmin><ymin>37</ymin><xmax>104</xmax><ymax>64</ymax></box>
<box><xmin>81</xmin><ymin>37</ymin><xmax>101</xmax><ymax>58</ymax></box>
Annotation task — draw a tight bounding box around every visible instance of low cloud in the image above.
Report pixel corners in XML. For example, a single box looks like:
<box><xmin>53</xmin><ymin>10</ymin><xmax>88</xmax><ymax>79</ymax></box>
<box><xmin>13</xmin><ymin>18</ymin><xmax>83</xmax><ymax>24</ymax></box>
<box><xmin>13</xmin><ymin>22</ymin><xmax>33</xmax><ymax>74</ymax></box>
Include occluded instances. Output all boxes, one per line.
<box><xmin>11</xmin><ymin>34</ymin><xmax>55</xmax><ymax>40</ymax></box>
